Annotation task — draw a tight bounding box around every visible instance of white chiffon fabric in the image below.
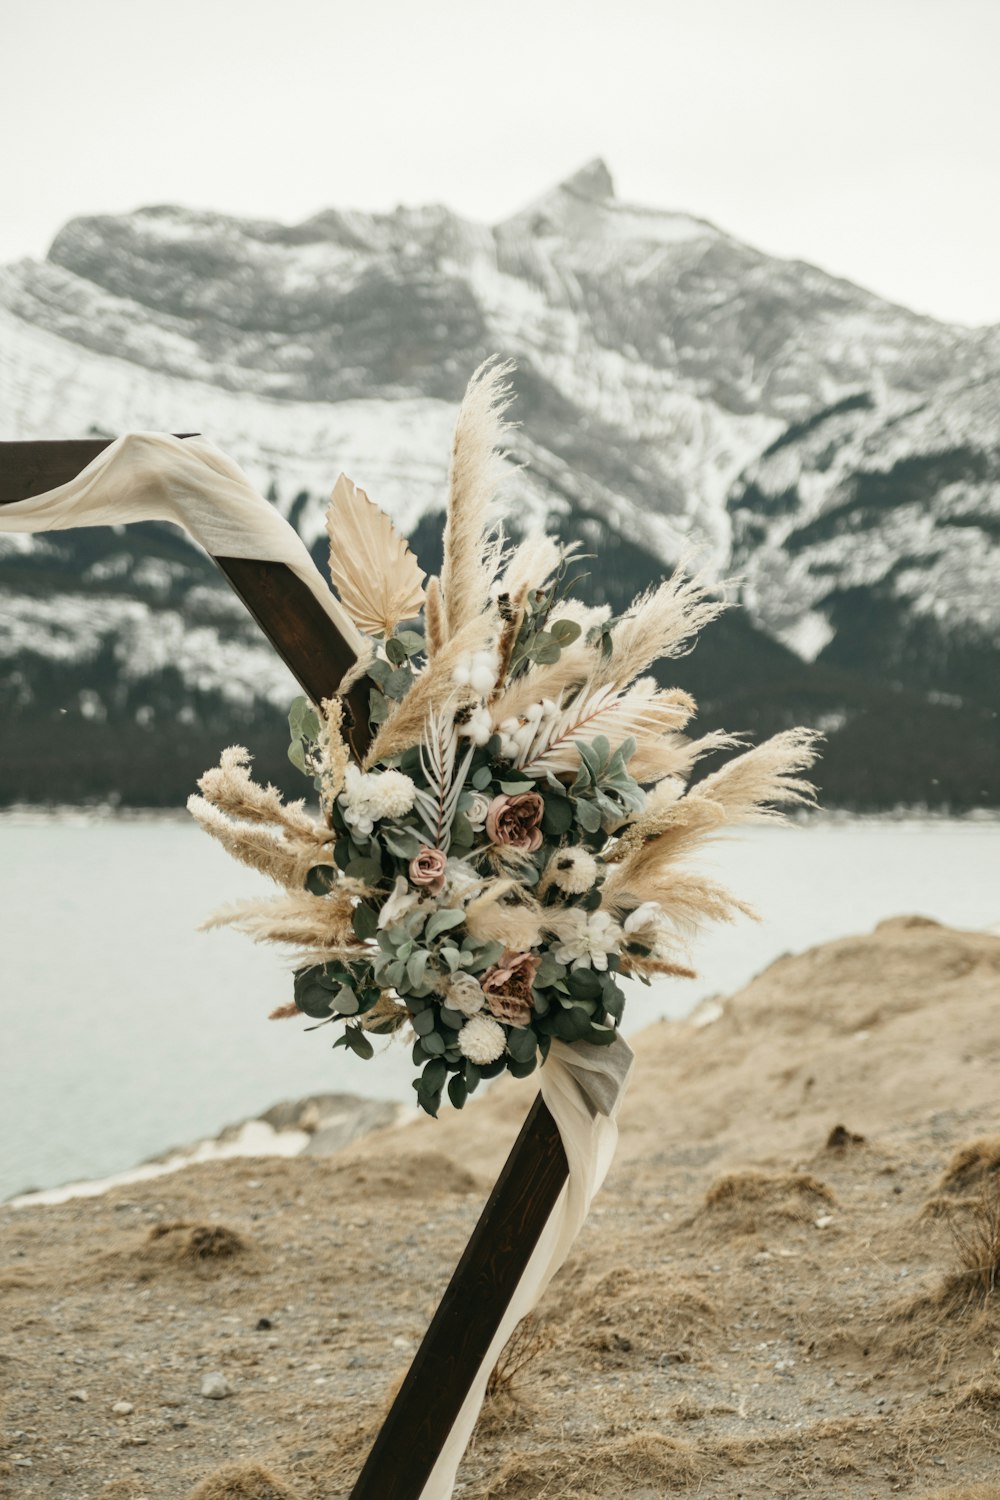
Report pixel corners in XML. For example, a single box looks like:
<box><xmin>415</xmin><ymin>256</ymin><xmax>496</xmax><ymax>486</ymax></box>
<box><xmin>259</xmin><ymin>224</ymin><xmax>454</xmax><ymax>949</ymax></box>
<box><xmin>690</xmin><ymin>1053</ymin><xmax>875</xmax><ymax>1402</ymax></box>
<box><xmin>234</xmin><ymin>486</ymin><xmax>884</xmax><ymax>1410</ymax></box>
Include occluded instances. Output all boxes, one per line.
<box><xmin>0</xmin><ymin>431</ymin><xmax>365</xmax><ymax>656</ymax></box>
<box><xmin>420</xmin><ymin>1033</ymin><xmax>634</xmax><ymax>1500</ymax></box>
<box><xmin>1</xmin><ymin>432</ymin><xmax>634</xmax><ymax>1499</ymax></box>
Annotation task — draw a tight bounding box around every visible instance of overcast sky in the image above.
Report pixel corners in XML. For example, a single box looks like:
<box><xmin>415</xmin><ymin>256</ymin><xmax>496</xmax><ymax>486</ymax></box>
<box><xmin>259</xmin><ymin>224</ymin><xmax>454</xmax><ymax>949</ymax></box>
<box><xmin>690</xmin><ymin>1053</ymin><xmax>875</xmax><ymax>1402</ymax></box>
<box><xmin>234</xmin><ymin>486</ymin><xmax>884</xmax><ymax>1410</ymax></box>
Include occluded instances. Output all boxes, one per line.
<box><xmin>2</xmin><ymin>0</ymin><xmax>998</xmax><ymax>325</ymax></box>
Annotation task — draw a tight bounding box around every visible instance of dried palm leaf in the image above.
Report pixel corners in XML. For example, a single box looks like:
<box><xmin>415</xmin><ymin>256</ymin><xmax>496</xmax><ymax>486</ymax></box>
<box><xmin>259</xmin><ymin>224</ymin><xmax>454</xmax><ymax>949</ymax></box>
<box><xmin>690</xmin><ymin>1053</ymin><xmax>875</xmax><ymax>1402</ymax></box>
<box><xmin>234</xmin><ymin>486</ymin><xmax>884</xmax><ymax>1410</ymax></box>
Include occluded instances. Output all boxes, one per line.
<box><xmin>327</xmin><ymin>473</ymin><xmax>426</xmax><ymax>637</ymax></box>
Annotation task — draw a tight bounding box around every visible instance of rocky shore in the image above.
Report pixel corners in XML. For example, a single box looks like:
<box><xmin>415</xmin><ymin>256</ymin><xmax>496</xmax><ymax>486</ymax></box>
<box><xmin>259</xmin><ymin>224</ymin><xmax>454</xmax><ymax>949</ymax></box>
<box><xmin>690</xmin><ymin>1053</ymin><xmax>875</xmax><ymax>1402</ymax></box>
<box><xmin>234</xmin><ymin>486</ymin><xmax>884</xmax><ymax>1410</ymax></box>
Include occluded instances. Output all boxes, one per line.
<box><xmin>2</xmin><ymin>916</ymin><xmax>999</xmax><ymax>1499</ymax></box>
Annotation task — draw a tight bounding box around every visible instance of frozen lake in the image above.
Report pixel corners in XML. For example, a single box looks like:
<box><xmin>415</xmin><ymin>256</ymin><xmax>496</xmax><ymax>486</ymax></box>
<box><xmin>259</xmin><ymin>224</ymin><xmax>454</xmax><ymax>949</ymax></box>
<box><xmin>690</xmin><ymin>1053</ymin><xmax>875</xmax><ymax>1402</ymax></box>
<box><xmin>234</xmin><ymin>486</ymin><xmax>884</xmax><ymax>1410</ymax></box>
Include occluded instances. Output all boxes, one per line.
<box><xmin>1</xmin><ymin>813</ymin><xmax>997</xmax><ymax>1199</ymax></box>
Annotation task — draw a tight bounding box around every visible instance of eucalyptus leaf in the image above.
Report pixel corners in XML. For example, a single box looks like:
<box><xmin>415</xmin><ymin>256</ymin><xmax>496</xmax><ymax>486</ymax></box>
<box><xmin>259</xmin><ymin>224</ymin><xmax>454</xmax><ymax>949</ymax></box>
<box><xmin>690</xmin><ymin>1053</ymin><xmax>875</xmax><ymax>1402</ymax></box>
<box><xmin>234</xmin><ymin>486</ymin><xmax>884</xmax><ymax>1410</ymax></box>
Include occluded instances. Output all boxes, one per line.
<box><xmin>345</xmin><ymin>857</ymin><xmax>385</xmax><ymax>886</ymax></box>
<box><xmin>425</xmin><ymin>908</ymin><xmax>465</xmax><ymax>943</ymax></box>
<box><xmin>381</xmin><ymin>825</ymin><xmax>423</xmax><ymax>859</ymax></box>
<box><xmin>304</xmin><ymin>864</ymin><xmax>336</xmax><ymax>896</ymax></box>
<box><xmin>352</xmin><ymin>903</ymin><xmax>379</xmax><ymax>941</ymax></box>
<box><xmin>385</xmin><ymin>636</ymin><xmax>407</xmax><ymax>666</ymax></box>
<box><xmin>471</xmin><ymin>766</ymin><xmax>493</xmax><ymax>791</ymax></box>
<box><xmin>422</xmin><ymin>1031</ymin><xmax>447</xmax><ymax>1056</ymax></box>
<box><xmin>447</xmin><ymin>1074</ymin><xmax>468</xmax><ymax>1110</ymax></box>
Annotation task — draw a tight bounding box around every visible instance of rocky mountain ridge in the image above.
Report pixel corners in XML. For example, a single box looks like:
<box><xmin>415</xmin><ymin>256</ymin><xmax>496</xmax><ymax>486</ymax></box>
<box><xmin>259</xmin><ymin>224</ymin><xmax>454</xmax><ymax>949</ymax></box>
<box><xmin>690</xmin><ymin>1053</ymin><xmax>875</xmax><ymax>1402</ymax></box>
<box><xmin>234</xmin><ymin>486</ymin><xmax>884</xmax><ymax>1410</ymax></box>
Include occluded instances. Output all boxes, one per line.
<box><xmin>1</xmin><ymin>161</ymin><xmax>997</xmax><ymax>807</ymax></box>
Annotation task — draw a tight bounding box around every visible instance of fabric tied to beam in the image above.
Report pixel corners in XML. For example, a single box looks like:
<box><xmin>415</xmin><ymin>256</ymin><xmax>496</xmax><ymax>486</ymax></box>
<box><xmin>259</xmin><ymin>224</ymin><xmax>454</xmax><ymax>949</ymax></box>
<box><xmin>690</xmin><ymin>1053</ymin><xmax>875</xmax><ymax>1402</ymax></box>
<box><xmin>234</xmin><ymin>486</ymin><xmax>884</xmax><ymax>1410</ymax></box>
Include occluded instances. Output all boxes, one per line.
<box><xmin>0</xmin><ymin>431</ymin><xmax>366</xmax><ymax>656</ymax></box>
<box><xmin>420</xmin><ymin>1032</ymin><xmax>634</xmax><ymax>1500</ymax></box>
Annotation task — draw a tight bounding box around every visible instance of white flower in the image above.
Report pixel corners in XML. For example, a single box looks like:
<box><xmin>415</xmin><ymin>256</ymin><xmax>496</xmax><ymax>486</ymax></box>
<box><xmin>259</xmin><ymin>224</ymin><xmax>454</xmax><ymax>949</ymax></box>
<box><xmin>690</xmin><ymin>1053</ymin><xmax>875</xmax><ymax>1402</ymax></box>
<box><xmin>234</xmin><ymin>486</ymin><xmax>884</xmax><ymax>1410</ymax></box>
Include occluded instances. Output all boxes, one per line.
<box><xmin>457</xmin><ymin>1013</ymin><xmax>506</xmax><ymax>1064</ymax></box>
<box><xmin>443</xmin><ymin>857</ymin><xmax>479</xmax><ymax>900</ymax></box>
<box><xmin>546</xmin><ymin>846</ymin><xmax>599</xmax><ymax>895</ymax></box>
<box><xmin>378</xmin><ymin>875</ymin><xmax>421</xmax><ymax>930</ymax></box>
<box><xmin>459</xmin><ymin>705</ymin><xmax>494</xmax><ymax>746</ymax></box>
<box><xmin>444</xmin><ymin>972</ymin><xmax>486</xmax><ymax>1017</ymax></box>
<box><xmin>624</xmin><ymin>902</ymin><xmax>664</xmax><ymax>939</ymax></box>
<box><xmin>339</xmin><ymin>766</ymin><xmax>416</xmax><ymax>836</ymax></box>
<box><xmin>552</xmin><ymin>910</ymin><xmax>622</xmax><ymax>971</ymax></box>
<box><xmin>465</xmin><ymin>791</ymin><xmax>491</xmax><ymax>830</ymax></box>
<box><xmin>365</xmin><ymin>769</ymin><xmax>416</xmax><ymax>819</ymax></box>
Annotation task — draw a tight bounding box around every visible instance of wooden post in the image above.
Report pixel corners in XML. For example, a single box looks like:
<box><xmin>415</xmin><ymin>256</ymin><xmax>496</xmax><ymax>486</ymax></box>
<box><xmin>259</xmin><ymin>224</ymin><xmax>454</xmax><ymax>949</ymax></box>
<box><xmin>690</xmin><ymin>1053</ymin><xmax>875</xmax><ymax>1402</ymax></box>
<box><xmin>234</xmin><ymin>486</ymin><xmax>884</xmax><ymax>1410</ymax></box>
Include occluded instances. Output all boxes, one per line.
<box><xmin>0</xmin><ymin>438</ymin><xmax>572</xmax><ymax>1495</ymax></box>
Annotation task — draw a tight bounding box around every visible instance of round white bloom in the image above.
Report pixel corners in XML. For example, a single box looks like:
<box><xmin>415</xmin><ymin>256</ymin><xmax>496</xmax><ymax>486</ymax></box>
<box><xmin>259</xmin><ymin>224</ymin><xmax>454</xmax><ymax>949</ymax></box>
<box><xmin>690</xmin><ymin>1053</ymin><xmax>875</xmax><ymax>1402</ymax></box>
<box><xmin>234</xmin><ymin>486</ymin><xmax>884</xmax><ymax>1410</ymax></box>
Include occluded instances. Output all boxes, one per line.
<box><xmin>365</xmin><ymin>769</ymin><xmax>416</xmax><ymax>819</ymax></box>
<box><xmin>444</xmin><ymin>972</ymin><xmax>486</xmax><ymax>1017</ymax></box>
<box><xmin>459</xmin><ymin>705</ymin><xmax>494</xmax><ymax>746</ymax></box>
<box><xmin>465</xmin><ymin>791</ymin><xmax>491</xmax><ymax>830</ymax></box>
<box><xmin>339</xmin><ymin>766</ymin><xmax>415</xmax><ymax>835</ymax></box>
<box><xmin>546</xmin><ymin>846</ymin><xmax>599</xmax><ymax>895</ymax></box>
<box><xmin>457</xmin><ymin>1013</ymin><xmax>506</xmax><ymax>1064</ymax></box>
<box><xmin>553</xmin><ymin>910</ymin><xmax>622</xmax><ymax>971</ymax></box>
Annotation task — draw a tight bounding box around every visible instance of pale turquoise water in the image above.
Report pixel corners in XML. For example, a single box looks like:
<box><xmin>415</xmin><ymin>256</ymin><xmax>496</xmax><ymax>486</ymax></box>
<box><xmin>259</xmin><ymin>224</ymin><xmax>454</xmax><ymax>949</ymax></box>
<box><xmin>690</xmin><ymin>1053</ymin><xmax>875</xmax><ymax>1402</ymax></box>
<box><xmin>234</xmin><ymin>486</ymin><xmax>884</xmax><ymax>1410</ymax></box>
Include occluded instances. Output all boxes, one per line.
<box><xmin>1</xmin><ymin>814</ymin><xmax>997</xmax><ymax>1199</ymax></box>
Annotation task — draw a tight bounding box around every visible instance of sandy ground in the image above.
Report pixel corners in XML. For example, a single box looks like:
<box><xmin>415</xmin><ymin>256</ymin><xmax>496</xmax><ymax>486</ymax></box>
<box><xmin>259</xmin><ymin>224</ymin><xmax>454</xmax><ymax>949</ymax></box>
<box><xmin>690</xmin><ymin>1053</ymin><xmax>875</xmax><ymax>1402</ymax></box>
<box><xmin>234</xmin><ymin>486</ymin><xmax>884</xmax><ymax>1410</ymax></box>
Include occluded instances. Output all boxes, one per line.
<box><xmin>2</xmin><ymin>914</ymin><xmax>999</xmax><ymax>1500</ymax></box>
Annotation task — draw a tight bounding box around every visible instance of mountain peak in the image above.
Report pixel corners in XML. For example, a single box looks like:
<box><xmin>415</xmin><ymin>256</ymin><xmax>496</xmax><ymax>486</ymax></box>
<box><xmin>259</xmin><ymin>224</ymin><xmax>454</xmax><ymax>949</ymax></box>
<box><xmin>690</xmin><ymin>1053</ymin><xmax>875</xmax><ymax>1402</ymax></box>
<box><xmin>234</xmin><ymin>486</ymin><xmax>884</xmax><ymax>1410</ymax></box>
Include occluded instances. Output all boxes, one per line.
<box><xmin>558</xmin><ymin>158</ymin><xmax>616</xmax><ymax>202</ymax></box>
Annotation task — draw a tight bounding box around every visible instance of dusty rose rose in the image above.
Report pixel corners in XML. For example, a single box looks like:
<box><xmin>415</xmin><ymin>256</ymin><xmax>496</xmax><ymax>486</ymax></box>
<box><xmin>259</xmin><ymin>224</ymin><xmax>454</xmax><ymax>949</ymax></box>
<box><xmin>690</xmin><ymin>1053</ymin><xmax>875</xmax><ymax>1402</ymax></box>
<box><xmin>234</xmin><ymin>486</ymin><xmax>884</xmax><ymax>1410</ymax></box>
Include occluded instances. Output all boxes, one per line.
<box><xmin>409</xmin><ymin>847</ymin><xmax>447</xmax><ymax>894</ymax></box>
<box><xmin>485</xmin><ymin>792</ymin><xmax>545</xmax><ymax>852</ymax></box>
<box><xmin>481</xmin><ymin>949</ymin><xmax>541</xmax><ymax>1027</ymax></box>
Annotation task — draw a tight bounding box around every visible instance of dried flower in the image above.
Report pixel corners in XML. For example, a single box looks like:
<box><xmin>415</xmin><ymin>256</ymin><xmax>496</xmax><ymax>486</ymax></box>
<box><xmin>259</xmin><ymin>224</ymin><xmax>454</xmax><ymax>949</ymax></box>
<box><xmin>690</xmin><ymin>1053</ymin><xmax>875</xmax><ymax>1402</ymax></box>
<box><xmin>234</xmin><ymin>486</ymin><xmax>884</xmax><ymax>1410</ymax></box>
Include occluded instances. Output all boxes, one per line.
<box><xmin>444</xmin><ymin>971</ymin><xmax>486</xmax><ymax>1017</ymax></box>
<box><xmin>379</xmin><ymin>875</ymin><xmax>421</xmax><ymax>930</ymax></box>
<box><xmin>409</xmin><ymin>847</ymin><xmax>448</xmax><ymax>893</ymax></box>
<box><xmin>340</xmin><ymin>765</ymin><xmax>417</xmax><ymax>838</ymax></box>
<box><xmin>481</xmin><ymin>949</ymin><xmax>540</xmax><ymax>1027</ymax></box>
<box><xmin>485</xmin><ymin>792</ymin><xmax>545</xmax><ymax>852</ymax></box>
<box><xmin>552</xmin><ymin>910</ymin><xmax>622</xmax><ymax>971</ymax></box>
<box><xmin>623</xmin><ymin>901</ymin><xmax>664</xmax><ymax>939</ymax></box>
<box><xmin>465</xmin><ymin>792</ymin><xmax>491</xmax><ymax>830</ymax></box>
<box><xmin>545</xmin><ymin>846</ymin><xmax>599</xmax><ymax>895</ymax></box>
<box><xmin>457</xmin><ymin>1013</ymin><xmax>507</xmax><ymax>1065</ymax></box>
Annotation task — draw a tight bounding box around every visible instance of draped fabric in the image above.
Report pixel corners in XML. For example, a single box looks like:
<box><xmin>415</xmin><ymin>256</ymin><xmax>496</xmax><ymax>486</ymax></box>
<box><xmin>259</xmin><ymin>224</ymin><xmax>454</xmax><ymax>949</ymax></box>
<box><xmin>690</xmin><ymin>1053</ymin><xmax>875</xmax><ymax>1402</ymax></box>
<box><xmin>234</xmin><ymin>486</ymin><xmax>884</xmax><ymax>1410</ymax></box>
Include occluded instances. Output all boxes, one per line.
<box><xmin>0</xmin><ymin>431</ymin><xmax>365</xmax><ymax>655</ymax></box>
<box><xmin>420</xmin><ymin>1034</ymin><xmax>633</xmax><ymax>1500</ymax></box>
<box><xmin>1</xmin><ymin>433</ymin><xmax>633</xmax><ymax>1499</ymax></box>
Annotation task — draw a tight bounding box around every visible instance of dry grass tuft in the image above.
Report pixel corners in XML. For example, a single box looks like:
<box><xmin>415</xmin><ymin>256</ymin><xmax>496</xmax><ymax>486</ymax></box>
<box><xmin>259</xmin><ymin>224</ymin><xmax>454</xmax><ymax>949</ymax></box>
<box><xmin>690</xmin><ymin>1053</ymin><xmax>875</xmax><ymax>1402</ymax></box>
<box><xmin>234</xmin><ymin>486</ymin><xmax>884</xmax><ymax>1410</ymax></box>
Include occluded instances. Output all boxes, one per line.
<box><xmin>99</xmin><ymin>1221</ymin><xmax>257</xmax><ymax>1285</ymax></box>
<box><xmin>477</xmin><ymin>1316</ymin><xmax>552</xmax><ymax>1435</ymax></box>
<box><xmin>186</xmin><ymin>1463</ymin><xmax>302</xmax><ymax>1500</ymax></box>
<box><xmin>146</xmin><ymin>1222</ymin><xmax>248</xmax><ymax>1262</ymax></box>
<box><xmin>702</xmin><ymin>1169</ymin><xmax>835</xmax><ymax>1234</ymax></box>
<box><xmin>939</xmin><ymin>1137</ymin><xmax>1000</xmax><ymax>1196</ymax></box>
<box><xmin>485</xmin><ymin>1430</ymin><xmax>707</xmax><ymax>1498</ymax></box>
<box><xmin>826</xmin><ymin>1122</ymin><xmax>866</xmax><ymax>1150</ymax></box>
<box><xmin>942</xmin><ymin>1180</ymin><xmax>1000</xmax><ymax>1307</ymax></box>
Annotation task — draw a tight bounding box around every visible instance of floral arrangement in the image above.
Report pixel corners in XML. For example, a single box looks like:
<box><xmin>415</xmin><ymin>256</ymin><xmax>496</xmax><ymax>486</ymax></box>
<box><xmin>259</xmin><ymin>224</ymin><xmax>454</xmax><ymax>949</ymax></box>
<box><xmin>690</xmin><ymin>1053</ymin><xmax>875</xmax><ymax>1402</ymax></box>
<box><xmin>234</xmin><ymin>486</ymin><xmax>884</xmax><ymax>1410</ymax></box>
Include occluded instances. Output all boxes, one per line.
<box><xmin>190</xmin><ymin>361</ymin><xmax>817</xmax><ymax>1117</ymax></box>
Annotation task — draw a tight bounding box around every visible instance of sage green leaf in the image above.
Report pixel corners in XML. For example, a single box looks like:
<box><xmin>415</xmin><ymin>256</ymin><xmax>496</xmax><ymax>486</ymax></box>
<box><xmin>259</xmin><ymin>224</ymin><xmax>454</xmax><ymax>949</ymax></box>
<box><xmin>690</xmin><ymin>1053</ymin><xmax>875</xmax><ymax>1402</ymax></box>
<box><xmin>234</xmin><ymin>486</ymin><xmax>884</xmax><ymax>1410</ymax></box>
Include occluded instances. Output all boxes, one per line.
<box><xmin>412</xmin><ymin>1006</ymin><xmax>437</xmax><ymax>1037</ymax></box>
<box><xmin>575</xmin><ymin>798</ymin><xmax>602</xmax><ymax>834</ymax></box>
<box><xmin>472</xmin><ymin>765</ymin><xmax>493</xmax><ymax>791</ymax></box>
<box><xmin>352</xmin><ymin>903</ymin><xmax>379</xmax><ymax>941</ymax></box>
<box><xmin>550</xmin><ymin>618</ymin><xmax>582</xmax><ymax>646</ymax></box>
<box><xmin>304</xmin><ymin>864</ymin><xmax>336</xmax><ymax>896</ymax></box>
<box><xmin>506</xmin><ymin>1027</ymin><xmax>537</xmax><ymax>1064</ymax></box>
<box><xmin>381</xmin><ymin>825</ymin><xmax>423</xmax><ymax>859</ymax></box>
<box><xmin>345</xmin><ymin>857</ymin><xmax>384</xmax><ymax>886</ymax></box>
<box><xmin>422</xmin><ymin>1031</ymin><xmax>447</xmax><ymax>1056</ymax></box>
<box><xmin>447</xmin><ymin>1074</ymin><xmax>468</xmax><ymax>1110</ymax></box>
<box><xmin>385</xmin><ymin>636</ymin><xmax>407</xmax><ymax>666</ymax></box>
<box><xmin>406</xmin><ymin>949</ymin><xmax>430</xmax><ymax>989</ymax></box>
<box><xmin>541</xmin><ymin>796</ymin><xmax>574</xmax><ymax>836</ymax></box>
<box><xmin>425</xmin><ymin>908</ymin><xmax>465</xmax><ymax>943</ymax></box>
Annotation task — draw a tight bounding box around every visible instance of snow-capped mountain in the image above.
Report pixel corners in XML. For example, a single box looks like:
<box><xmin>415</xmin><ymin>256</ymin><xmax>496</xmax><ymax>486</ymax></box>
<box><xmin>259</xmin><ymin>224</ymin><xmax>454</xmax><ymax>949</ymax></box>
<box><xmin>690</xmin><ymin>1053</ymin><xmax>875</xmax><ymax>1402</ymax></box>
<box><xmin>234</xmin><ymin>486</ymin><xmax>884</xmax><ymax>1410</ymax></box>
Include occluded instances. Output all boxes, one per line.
<box><xmin>1</xmin><ymin>161</ymin><xmax>997</xmax><ymax>808</ymax></box>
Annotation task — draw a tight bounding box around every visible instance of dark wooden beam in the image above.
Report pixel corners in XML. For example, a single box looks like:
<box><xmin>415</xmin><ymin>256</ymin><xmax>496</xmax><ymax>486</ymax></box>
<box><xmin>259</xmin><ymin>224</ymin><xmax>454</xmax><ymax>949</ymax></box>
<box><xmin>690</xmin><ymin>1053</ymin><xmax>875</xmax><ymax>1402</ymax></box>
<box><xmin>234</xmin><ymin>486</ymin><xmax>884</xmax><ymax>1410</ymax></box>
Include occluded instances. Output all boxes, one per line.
<box><xmin>350</xmin><ymin>1095</ymin><xmax>567</xmax><ymax>1499</ymax></box>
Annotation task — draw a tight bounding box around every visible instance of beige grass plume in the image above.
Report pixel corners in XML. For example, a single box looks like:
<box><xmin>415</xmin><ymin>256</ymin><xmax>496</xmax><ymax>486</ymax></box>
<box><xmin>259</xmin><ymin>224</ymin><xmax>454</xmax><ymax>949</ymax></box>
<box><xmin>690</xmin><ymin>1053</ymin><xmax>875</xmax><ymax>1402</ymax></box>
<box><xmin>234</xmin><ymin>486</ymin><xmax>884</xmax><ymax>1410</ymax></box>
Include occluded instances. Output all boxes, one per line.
<box><xmin>327</xmin><ymin>474</ymin><xmax>426</xmax><ymax>637</ymax></box>
<box><xmin>195</xmin><ymin>746</ymin><xmax>316</xmax><ymax>838</ymax></box>
<box><xmin>688</xmin><ymin>728</ymin><xmax>821</xmax><ymax>821</ymax></box>
<box><xmin>439</xmin><ymin>359</ymin><xmax>513</xmax><ymax>641</ymax></box>
<box><xmin>590</xmin><ymin>569</ymin><xmax>726</xmax><ymax>693</ymax></box>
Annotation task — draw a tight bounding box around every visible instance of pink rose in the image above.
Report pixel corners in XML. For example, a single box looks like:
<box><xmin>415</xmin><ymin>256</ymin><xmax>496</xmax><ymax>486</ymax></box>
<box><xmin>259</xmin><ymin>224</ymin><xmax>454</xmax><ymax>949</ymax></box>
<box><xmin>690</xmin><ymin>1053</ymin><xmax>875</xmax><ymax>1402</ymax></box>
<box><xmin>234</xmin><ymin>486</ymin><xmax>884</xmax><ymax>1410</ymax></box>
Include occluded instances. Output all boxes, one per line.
<box><xmin>409</xmin><ymin>847</ymin><xmax>447</xmax><ymax>894</ymax></box>
<box><xmin>485</xmin><ymin>792</ymin><xmax>545</xmax><ymax>852</ymax></box>
<box><xmin>481</xmin><ymin>949</ymin><xmax>541</xmax><ymax>1027</ymax></box>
